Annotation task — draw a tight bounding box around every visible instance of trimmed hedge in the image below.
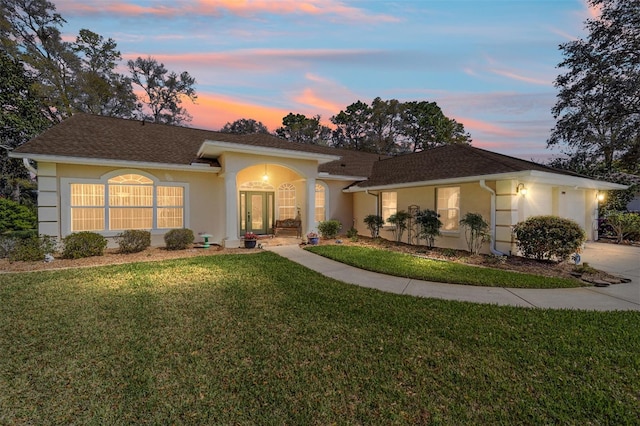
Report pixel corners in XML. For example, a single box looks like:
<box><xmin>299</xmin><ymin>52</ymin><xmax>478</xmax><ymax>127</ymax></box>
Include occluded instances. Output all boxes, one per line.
<box><xmin>62</xmin><ymin>232</ymin><xmax>107</xmax><ymax>259</ymax></box>
<box><xmin>164</xmin><ymin>228</ymin><xmax>194</xmax><ymax>250</ymax></box>
<box><xmin>116</xmin><ymin>230</ymin><xmax>151</xmax><ymax>253</ymax></box>
<box><xmin>318</xmin><ymin>220</ymin><xmax>342</xmax><ymax>239</ymax></box>
<box><xmin>513</xmin><ymin>216</ymin><xmax>585</xmax><ymax>261</ymax></box>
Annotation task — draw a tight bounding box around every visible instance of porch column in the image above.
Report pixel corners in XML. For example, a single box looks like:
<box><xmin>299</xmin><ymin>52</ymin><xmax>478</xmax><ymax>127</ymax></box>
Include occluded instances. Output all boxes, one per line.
<box><xmin>224</xmin><ymin>171</ymin><xmax>239</xmax><ymax>246</ymax></box>
<box><xmin>305</xmin><ymin>177</ymin><xmax>316</xmax><ymax>236</ymax></box>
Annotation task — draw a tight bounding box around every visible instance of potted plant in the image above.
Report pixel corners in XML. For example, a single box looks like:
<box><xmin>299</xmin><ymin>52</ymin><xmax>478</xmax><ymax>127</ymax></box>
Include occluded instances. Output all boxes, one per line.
<box><xmin>307</xmin><ymin>232</ymin><xmax>319</xmax><ymax>245</ymax></box>
<box><xmin>244</xmin><ymin>232</ymin><xmax>258</xmax><ymax>249</ymax></box>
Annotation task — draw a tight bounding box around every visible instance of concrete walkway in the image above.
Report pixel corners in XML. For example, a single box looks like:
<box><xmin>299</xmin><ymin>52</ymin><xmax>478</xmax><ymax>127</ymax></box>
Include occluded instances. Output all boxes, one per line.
<box><xmin>266</xmin><ymin>243</ymin><xmax>640</xmax><ymax>311</ymax></box>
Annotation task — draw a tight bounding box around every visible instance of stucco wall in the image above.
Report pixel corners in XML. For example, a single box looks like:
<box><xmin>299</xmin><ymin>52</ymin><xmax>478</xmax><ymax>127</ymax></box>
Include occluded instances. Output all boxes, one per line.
<box><xmin>51</xmin><ymin>163</ymin><xmax>221</xmax><ymax>247</ymax></box>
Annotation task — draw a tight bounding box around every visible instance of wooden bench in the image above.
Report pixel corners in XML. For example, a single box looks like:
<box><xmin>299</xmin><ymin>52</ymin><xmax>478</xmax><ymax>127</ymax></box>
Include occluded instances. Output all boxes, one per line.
<box><xmin>274</xmin><ymin>219</ymin><xmax>302</xmax><ymax>237</ymax></box>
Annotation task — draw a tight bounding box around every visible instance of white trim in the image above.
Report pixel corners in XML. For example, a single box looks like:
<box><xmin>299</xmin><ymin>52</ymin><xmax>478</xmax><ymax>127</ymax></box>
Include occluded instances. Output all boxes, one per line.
<box><xmin>9</xmin><ymin>153</ymin><xmax>220</xmax><ymax>173</ymax></box>
<box><xmin>198</xmin><ymin>140</ymin><xmax>340</xmax><ymax>164</ymax></box>
<box><xmin>344</xmin><ymin>170</ymin><xmax>628</xmax><ymax>192</ymax></box>
<box><xmin>318</xmin><ymin>172</ymin><xmax>368</xmax><ymax>181</ymax></box>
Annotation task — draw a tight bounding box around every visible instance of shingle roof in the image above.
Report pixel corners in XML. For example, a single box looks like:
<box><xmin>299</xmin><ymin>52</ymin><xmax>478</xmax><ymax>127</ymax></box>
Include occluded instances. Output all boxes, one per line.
<box><xmin>13</xmin><ymin>113</ymin><xmax>382</xmax><ymax>177</ymax></box>
<box><xmin>355</xmin><ymin>144</ymin><xmax>582</xmax><ymax>188</ymax></box>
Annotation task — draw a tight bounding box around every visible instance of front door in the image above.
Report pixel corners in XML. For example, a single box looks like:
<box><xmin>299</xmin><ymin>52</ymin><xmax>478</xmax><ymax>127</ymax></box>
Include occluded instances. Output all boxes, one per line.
<box><xmin>240</xmin><ymin>191</ymin><xmax>274</xmax><ymax>235</ymax></box>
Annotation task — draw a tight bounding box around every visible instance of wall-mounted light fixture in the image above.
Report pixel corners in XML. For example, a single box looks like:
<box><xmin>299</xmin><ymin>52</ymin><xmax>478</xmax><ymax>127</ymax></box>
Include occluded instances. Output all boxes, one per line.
<box><xmin>262</xmin><ymin>164</ymin><xmax>269</xmax><ymax>182</ymax></box>
<box><xmin>516</xmin><ymin>183</ymin><xmax>528</xmax><ymax>196</ymax></box>
<box><xmin>596</xmin><ymin>191</ymin><xmax>605</xmax><ymax>202</ymax></box>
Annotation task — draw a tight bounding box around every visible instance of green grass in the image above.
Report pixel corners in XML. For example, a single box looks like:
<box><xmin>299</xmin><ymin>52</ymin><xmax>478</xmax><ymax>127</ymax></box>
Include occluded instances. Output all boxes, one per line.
<box><xmin>306</xmin><ymin>245</ymin><xmax>582</xmax><ymax>288</ymax></box>
<box><xmin>1</xmin><ymin>252</ymin><xmax>639</xmax><ymax>424</ymax></box>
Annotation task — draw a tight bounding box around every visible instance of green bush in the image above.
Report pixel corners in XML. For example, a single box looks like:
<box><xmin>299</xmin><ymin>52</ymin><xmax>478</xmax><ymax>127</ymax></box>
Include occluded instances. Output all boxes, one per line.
<box><xmin>415</xmin><ymin>209</ymin><xmax>442</xmax><ymax>248</ymax></box>
<box><xmin>604</xmin><ymin>211</ymin><xmax>640</xmax><ymax>243</ymax></box>
<box><xmin>164</xmin><ymin>228</ymin><xmax>194</xmax><ymax>250</ymax></box>
<box><xmin>0</xmin><ymin>198</ymin><xmax>37</xmax><ymax>233</ymax></box>
<box><xmin>513</xmin><ymin>216</ymin><xmax>586</xmax><ymax>261</ymax></box>
<box><xmin>346</xmin><ymin>226</ymin><xmax>359</xmax><ymax>241</ymax></box>
<box><xmin>387</xmin><ymin>210</ymin><xmax>412</xmax><ymax>242</ymax></box>
<box><xmin>363</xmin><ymin>215</ymin><xmax>385</xmax><ymax>238</ymax></box>
<box><xmin>8</xmin><ymin>234</ymin><xmax>57</xmax><ymax>262</ymax></box>
<box><xmin>318</xmin><ymin>220</ymin><xmax>342</xmax><ymax>239</ymax></box>
<box><xmin>116</xmin><ymin>230</ymin><xmax>151</xmax><ymax>253</ymax></box>
<box><xmin>459</xmin><ymin>212</ymin><xmax>490</xmax><ymax>255</ymax></box>
<box><xmin>62</xmin><ymin>232</ymin><xmax>107</xmax><ymax>259</ymax></box>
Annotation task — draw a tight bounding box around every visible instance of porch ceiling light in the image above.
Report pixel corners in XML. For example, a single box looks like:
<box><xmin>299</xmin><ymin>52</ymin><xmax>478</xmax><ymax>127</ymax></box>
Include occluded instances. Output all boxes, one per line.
<box><xmin>516</xmin><ymin>183</ymin><xmax>527</xmax><ymax>196</ymax></box>
<box><xmin>262</xmin><ymin>164</ymin><xmax>269</xmax><ymax>182</ymax></box>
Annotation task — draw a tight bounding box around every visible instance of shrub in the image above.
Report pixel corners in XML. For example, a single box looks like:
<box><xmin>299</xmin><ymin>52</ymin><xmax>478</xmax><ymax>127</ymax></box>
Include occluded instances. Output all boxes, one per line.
<box><xmin>363</xmin><ymin>215</ymin><xmax>385</xmax><ymax>238</ymax></box>
<box><xmin>8</xmin><ymin>234</ymin><xmax>57</xmax><ymax>262</ymax></box>
<box><xmin>0</xmin><ymin>198</ymin><xmax>37</xmax><ymax>233</ymax></box>
<box><xmin>62</xmin><ymin>232</ymin><xmax>107</xmax><ymax>259</ymax></box>
<box><xmin>415</xmin><ymin>209</ymin><xmax>442</xmax><ymax>248</ymax></box>
<box><xmin>346</xmin><ymin>226</ymin><xmax>359</xmax><ymax>241</ymax></box>
<box><xmin>604</xmin><ymin>211</ymin><xmax>640</xmax><ymax>243</ymax></box>
<box><xmin>387</xmin><ymin>210</ymin><xmax>412</xmax><ymax>242</ymax></box>
<box><xmin>164</xmin><ymin>228</ymin><xmax>194</xmax><ymax>250</ymax></box>
<box><xmin>459</xmin><ymin>212</ymin><xmax>490</xmax><ymax>255</ymax></box>
<box><xmin>513</xmin><ymin>216</ymin><xmax>585</xmax><ymax>261</ymax></box>
<box><xmin>116</xmin><ymin>230</ymin><xmax>151</xmax><ymax>253</ymax></box>
<box><xmin>318</xmin><ymin>219</ymin><xmax>342</xmax><ymax>239</ymax></box>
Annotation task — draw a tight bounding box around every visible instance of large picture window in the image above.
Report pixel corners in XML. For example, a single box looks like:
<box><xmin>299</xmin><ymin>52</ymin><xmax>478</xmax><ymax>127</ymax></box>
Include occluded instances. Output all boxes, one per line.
<box><xmin>68</xmin><ymin>172</ymin><xmax>185</xmax><ymax>232</ymax></box>
<box><xmin>437</xmin><ymin>187</ymin><xmax>460</xmax><ymax>231</ymax></box>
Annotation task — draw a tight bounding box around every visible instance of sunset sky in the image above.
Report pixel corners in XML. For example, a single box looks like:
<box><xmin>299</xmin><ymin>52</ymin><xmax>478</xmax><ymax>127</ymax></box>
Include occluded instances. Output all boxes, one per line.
<box><xmin>54</xmin><ymin>0</ymin><xmax>596</xmax><ymax>160</ymax></box>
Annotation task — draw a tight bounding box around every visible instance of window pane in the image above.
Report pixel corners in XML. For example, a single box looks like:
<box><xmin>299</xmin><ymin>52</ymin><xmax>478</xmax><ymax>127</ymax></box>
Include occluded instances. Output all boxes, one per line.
<box><xmin>158</xmin><ymin>208</ymin><xmax>183</xmax><ymax>228</ymax></box>
<box><xmin>437</xmin><ymin>187</ymin><xmax>460</xmax><ymax>231</ymax></box>
<box><xmin>108</xmin><ymin>174</ymin><xmax>153</xmax><ymax>184</ymax></box>
<box><xmin>278</xmin><ymin>183</ymin><xmax>296</xmax><ymax>219</ymax></box>
<box><xmin>109</xmin><ymin>208</ymin><xmax>152</xmax><ymax>230</ymax></box>
<box><xmin>109</xmin><ymin>185</ymin><xmax>153</xmax><ymax>207</ymax></box>
<box><xmin>381</xmin><ymin>192</ymin><xmax>397</xmax><ymax>222</ymax></box>
<box><xmin>315</xmin><ymin>184</ymin><xmax>325</xmax><ymax>222</ymax></box>
<box><xmin>71</xmin><ymin>184</ymin><xmax>104</xmax><ymax>206</ymax></box>
<box><xmin>71</xmin><ymin>208</ymin><xmax>104</xmax><ymax>231</ymax></box>
<box><xmin>157</xmin><ymin>186</ymin><xmax>183</xmax><ymax>206</ymax></box>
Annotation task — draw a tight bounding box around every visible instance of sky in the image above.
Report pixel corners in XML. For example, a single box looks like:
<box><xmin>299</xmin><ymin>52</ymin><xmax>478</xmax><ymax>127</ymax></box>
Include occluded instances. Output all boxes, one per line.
<box><xmin>54</xmin><ymin>0</ymin><xmax>598</xmax><ymax>160</ymax></box>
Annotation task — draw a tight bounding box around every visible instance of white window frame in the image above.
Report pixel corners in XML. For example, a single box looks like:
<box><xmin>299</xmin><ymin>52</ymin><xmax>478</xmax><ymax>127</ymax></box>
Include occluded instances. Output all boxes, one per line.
<box><xmin>314</xmin><ymin>181</ymin><xmax>328</xmax><ymax>223</ymax></box>
<box><xmin>61</xmin><ymin>169</ymin><xmax>189</xmax><ymax>237</ymax></box>
<box><xmin>381</xmin><ymin>191</ymin><xmax>397</xmax><ymax>223</ymax></box>
<box><xmin>277</xmin><ymin>182</ymin><xmax>297</xmax><ymax>219</ymax></box>
<box><xmin>436</xmin><ymin>186</ymin><xmax>460</xmax><ymax>232</ymax></box>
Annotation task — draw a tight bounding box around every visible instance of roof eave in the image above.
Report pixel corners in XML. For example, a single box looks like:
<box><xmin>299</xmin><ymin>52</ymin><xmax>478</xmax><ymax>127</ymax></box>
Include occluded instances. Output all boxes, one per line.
<box><xmin>9</xmin><ymin>152</ymin><xmax>221</xmax><ymax>173</ymax></box>
<box><xmin>344</xmin><ymin>170</ymin><xmax>628</xmax><ymax>192</ymax></box>
<box><xmin>198</xmin><ymin>140</ymin><xmax>340</xmax><ymax>164</ymax></box>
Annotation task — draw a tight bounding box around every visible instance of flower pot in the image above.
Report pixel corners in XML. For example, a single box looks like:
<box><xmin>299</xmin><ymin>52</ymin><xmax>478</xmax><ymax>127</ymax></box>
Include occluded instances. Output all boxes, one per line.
<box><xmin>244</xmin><ymin>239</ymin><xmax>257</xmax><ymax>249</ymax></box>
<box><xmin>308</xmin><ymin>237</ymin><xmax>319</xmax><ymax>245</ymax></box>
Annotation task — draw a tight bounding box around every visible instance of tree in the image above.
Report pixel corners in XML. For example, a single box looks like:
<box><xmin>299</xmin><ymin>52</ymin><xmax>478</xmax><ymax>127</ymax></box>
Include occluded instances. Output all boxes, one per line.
<box><xmin>459</xmin><ymin>212</ymin><xmax>490</xmax><ymax>255</ymax></box>
<box><xmin>415</xmin><ymin>209</ymin><xmax>442</xmax><ymax>248</ymax></box>
<box><xmin>1</xmin><ymin>0</ymin><xmax>78</xmax><ymax>122</ymax></box>
<box><xmin>386</xmin><ymin>210</ymin><xmax>412</xmax><ymax>242</ymax></box>
<box><xmin>0</xmin><ymin>51</ymin><xmax>49</xmax><ymax>203</ymax></box>
<box><xmin>363</xmin><ymin>214</ymin><xmax>384</xmax><ymax>238</ymax></box>
<box><xmin>275</xmin><ymin>113</ymin><xmax>330</xmax><ymax>144</ymax></box>
<box><xmin>72</xmin><ymin>29</ymin><xmax>137</xmax><ymax>118</ymax></box>
<box><xmin>548</xmin><ymin>0</ymin><xmax>640</xmax><ymax>171</ymax></box>
<box><xmin>368</xmin><ymin>97</ymin><xmax>402</xmax><ymax>154</ymax></box>
<box><xmin>331</xmin><ymin>100</ymin><xmax>373</xmax><ymax>152</ymax></box>
<box><xmin>399</xmin><ymin>101</ymin><xmax>471</xmax><ymax>152</ymax></box>
<box><xmin>220</xmin><ymin>118</ymin><xmax>269</xmax><ymax>134</ymax></box>
<box><xmin>127</xmin><ymin>56</ymin><xmax>197</xmax><ymax>125</ymax></box>
<box><xmin>1</xmin><ymin>1</ymin><xmax>137</xmax><ymax>121</ymax></box>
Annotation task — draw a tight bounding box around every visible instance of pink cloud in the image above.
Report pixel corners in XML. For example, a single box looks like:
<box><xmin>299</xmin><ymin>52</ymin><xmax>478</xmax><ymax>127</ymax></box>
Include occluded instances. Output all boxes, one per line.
<box><xmin>489</xmin><ymin>69</ymin><xmax>552</xmax><ymax>86</ymax></box>
<box><xmin>455</xmin><ymin>116</ymin><xmax>523</xmax><ymax>139</ymax></box>
<box><xmin>56</xmin><ymin>0</ymin><xmax>399</xmax><ymax>23</ymax></box>
<box><xmin>188</xmin><ymin>93</ymin><xmax>292</xmax><ymax>131</ymax></box>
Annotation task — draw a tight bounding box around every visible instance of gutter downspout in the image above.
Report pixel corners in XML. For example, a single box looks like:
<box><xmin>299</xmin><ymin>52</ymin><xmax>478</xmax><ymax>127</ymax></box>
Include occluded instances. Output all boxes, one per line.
<box><xmin>479</xmin><ymin>180</ymin><xmax>506</xmax><ymax>256</ymax></box>
<box><xmin>365</xmin><ymin>190</ymin><xmax>380</xmax><ymax>216</ymax></box>
<box><xmin>23</xmin><ymin>158</ymin><xmax>38</xmax><ymax>176</ymax></box>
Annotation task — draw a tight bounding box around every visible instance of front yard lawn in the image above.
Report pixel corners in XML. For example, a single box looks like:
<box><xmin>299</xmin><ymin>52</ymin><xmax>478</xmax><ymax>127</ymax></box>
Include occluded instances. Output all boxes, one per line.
<box><xmin>306</xmin><ymin>245</ymin><xmax>582</xmax><ymax>288</ymax></box>
<box><xmin>1</xmin><ymin>252</ymin><xmax>638</xmax><ymax>424</ymax></box>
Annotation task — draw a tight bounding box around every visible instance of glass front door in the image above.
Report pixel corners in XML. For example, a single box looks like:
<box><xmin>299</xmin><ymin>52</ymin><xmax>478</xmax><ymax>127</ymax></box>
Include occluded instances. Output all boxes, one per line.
<box><xmin>240</xmin><ymin>191</ymin><xmax>274</xmax><ymax>235</ymax></box>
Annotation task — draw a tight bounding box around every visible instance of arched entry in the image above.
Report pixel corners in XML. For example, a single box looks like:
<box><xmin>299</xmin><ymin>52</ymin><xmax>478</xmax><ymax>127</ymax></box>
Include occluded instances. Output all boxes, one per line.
<box><xmin>239</xmin><ymin>181</ymin><xmax>274</xmax><ymax>235</ymax></box>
